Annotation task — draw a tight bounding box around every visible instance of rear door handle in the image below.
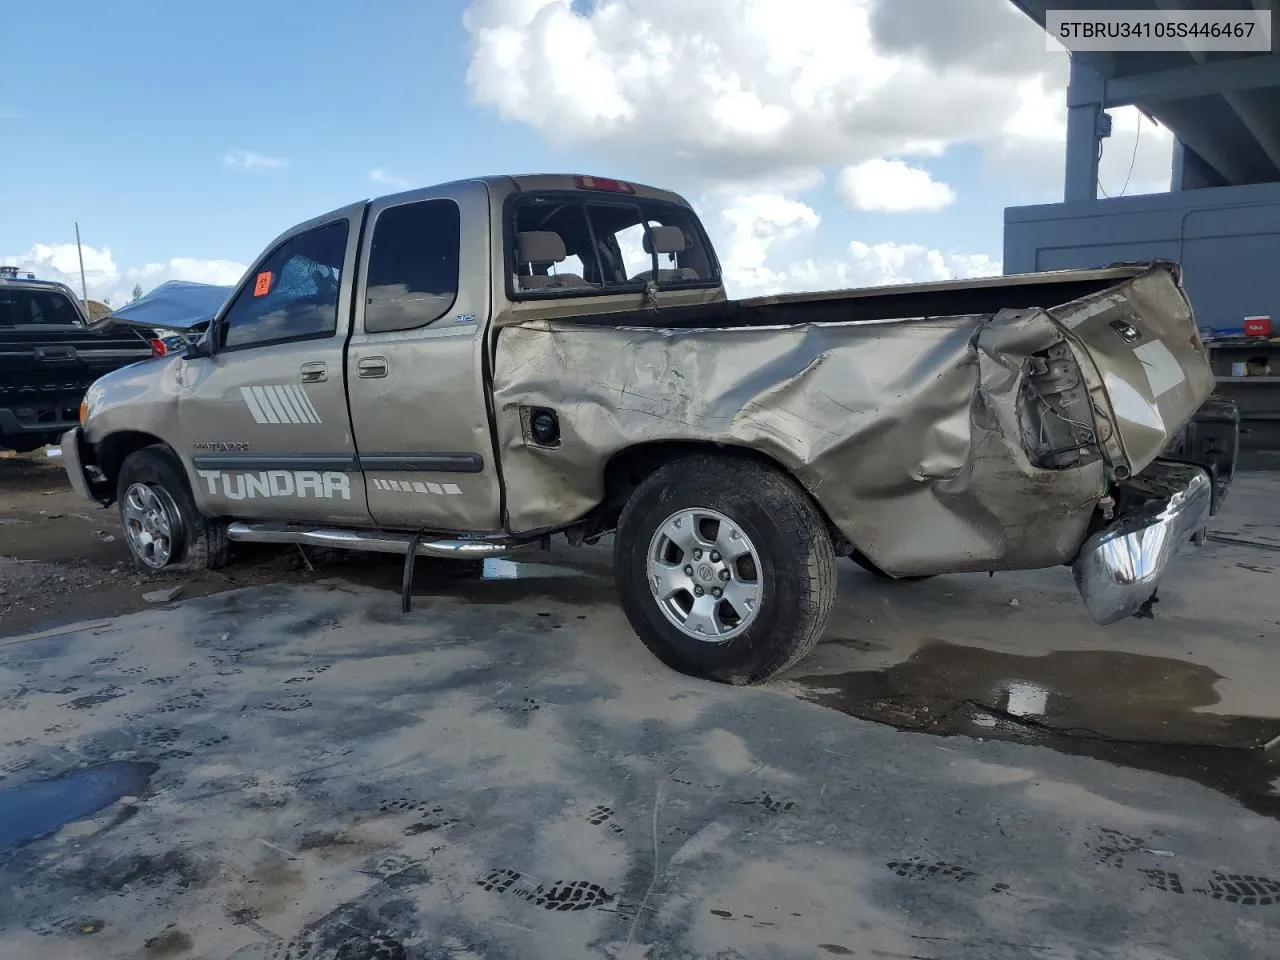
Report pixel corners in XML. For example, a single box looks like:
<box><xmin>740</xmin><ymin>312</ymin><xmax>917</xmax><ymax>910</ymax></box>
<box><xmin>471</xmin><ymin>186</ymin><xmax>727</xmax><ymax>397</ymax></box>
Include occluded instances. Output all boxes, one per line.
<box><xmin>358</xmin><ymin>357</ymin><xmax>388</xmax><ymax>379</ymax></box>
<box><xmin>300</xmin><ymin>361</ymin><xmax>327</xmax><ymax>383</ymax></box>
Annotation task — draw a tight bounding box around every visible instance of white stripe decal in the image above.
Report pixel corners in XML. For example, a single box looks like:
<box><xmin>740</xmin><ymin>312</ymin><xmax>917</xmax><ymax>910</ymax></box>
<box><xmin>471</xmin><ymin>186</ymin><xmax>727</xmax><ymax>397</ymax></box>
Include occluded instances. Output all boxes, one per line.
<box><xmin>240</xmin><ymin>387</ymin><xmax>268</xmax><ymax>424</ymax></box>
<box><xmin>295</xmin><ymin>386</ymin><xmax>322</xmax><ymax>424</ymax></box>
<box><xmin>237</xmin><ymin>384</ymin><xmax>325</xmax><ymax>426</ymax></box>
<box><xmin>267</xmin><ymin>385</ymin><xmax>301</xmax><ymax>424</ymax></box>
<box><xmin>250</xmin><ymin>386</ymin><xmax>281</xmax><ymax>423</ymax></box>
<box><xmin>369</xmin><ymin>476</ymin><xmax>467</xmax><ymax>497</ymax></box>
<box><xmin>288</xmin><ymin>385</ymin><xmax>317</xmax><ymax>424</ymax></box>
<box><xmin>267</xmin><ymin>386</ymin><xmax>297</xmax><ymax>424</ymax></box>
<box><xmin>275</xmin><ymin>385</ymin><xmax>307</xmax><ymax>424</ymax></box>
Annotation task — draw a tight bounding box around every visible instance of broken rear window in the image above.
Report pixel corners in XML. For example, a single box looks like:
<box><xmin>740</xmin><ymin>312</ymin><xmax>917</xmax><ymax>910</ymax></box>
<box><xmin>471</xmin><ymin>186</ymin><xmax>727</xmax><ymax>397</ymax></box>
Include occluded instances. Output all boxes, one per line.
<box><xmin>508</xmin><ymin>193</ymin><xmax>719</xmax><ymax>297</ymax></box>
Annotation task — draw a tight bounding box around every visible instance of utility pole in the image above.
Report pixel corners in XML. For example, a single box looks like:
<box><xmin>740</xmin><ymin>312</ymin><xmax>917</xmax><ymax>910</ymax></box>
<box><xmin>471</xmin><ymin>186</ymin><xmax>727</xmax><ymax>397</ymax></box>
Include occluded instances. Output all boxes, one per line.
<box><xmin>74</xmin><ymin>222</ymin><xmax>89</xmax><ymax>302</ymax></box>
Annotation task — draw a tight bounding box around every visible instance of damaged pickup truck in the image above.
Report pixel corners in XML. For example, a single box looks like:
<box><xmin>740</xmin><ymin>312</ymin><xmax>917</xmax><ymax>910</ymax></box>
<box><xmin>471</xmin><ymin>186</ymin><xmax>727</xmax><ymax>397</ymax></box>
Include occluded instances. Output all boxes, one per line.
<box><xmin>61</xmin><ymin>174</ymin><xmax>1236</xmax><ymax>684</ymax></box>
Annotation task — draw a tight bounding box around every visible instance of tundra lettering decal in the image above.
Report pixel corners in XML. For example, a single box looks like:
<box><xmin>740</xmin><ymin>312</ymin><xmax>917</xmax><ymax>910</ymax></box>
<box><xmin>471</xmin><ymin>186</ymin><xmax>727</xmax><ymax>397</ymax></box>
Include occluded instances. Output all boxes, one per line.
<box><xmin>196</xmin><ymin>469</ymin><xmax>351</xmax><ymax>501</ymax></box>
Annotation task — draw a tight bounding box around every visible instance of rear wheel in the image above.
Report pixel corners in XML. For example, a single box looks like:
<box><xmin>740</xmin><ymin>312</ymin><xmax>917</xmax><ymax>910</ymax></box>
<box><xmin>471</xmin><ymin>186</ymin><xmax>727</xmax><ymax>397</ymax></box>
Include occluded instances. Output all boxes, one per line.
<box><xmin>117</xmin><ymin>445</ymin><xmax>229</xmax><ymax>571</ymax></box>
<box><xmin>614</xmin><ymin>454</ymin><xmax>837</xmax><ymax>685</ymax></box>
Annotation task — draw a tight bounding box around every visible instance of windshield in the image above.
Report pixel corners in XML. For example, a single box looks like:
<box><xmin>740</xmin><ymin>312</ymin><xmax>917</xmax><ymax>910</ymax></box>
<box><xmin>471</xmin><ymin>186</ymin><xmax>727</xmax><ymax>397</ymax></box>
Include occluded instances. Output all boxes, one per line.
<box><xmin>0</xmin><ymin>287</ymin><xmax>84</xmax><ymax>327</ymax></box>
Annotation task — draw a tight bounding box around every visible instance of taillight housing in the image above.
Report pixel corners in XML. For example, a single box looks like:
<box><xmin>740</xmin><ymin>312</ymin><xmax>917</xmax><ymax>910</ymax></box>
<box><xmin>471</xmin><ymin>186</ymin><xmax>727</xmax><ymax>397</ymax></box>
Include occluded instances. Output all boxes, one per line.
<box><xmin>150</xmin><ymin>337</ymin><xmax>167</xmax><ymax>357</ymax></box>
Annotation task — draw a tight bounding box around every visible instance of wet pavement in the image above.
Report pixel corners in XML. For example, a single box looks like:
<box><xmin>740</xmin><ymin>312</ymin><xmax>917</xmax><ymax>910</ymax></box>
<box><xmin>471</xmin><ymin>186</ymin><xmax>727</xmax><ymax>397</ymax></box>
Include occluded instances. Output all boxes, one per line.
<box><xmin>0</xmin><ymin>472</ymin><xmax>1276</xmax><ymax>957</ymax></box>
<box><xmin>0</xmin><ymin>761</ymin><xmax>157</xmax><ymax>850</ymax></box>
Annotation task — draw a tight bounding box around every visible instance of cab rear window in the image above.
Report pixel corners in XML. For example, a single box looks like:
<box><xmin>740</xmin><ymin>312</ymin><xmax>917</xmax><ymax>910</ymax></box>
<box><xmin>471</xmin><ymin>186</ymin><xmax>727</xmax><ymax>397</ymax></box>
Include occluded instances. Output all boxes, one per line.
<box><xmin>0</xmin><ymin>288</ymin><xmax>83</xmax><ymax>327</ymax></box>
<box><xmin>507</xmin><ymin>193</ymin><xmax>719</xmax><ymax>297</ymax></box>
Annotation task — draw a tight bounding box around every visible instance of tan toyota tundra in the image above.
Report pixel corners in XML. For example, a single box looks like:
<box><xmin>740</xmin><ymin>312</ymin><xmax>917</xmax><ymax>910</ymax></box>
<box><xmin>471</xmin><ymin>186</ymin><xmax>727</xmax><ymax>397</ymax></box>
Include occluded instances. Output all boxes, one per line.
<box><xmin>61</xmin><ymin>174</ymin><xmax>1238</xmax><ymax>684</ymax></box>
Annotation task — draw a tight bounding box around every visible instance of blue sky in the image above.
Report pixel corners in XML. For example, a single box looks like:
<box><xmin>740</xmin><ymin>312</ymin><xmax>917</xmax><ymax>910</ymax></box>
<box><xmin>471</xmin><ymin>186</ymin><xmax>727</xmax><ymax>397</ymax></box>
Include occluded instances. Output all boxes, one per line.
<box><xmin>2</xmin><ymin>0</ymin><xmax>1172</xmax><ymax>302</ymax></box>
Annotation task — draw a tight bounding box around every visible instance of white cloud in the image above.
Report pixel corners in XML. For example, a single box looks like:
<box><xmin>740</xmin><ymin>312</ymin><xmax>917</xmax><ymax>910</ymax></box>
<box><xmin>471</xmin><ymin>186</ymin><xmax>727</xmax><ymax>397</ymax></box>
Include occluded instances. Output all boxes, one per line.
<box><xmin>836</xmin><ymin>159</ymin><xmax>955</xmax><ymax>212</ymax></box>
<box><xmin>223</xmin><ymin>148</ymin><xmax>289</xmax><ymax>172</ymax></box>
<box><xmin>464</xmin><ymin>0</ymin><xmax>1072</xmax><ymax>188</ymax></box>
<box><xmin>463</xmin><ymin>0</ymin><xmax>1173</xmax><ymax>202</ymax></box>
<box><xmin>2</xmin><ymin>243</ymin><xmax>246</xmax><ymax>306</ymax></box>
<box><xmin>370</xmin><ymin>168</ymin><xmax>411</xmax><ymax>189</ymax></box>
<box><xmin>702</xmin><ymin>192</ymin><xmax>999</xmax><ymax>299</ymax></box>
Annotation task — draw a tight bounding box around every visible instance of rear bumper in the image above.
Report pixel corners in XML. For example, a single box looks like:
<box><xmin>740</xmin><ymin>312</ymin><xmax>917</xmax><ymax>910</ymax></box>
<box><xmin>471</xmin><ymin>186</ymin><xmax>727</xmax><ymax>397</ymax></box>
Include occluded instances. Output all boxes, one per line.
<box><xmin>1072</xmin><ymin>461</ymin><xmax>1213</xmax><ymax>624</ymax></box>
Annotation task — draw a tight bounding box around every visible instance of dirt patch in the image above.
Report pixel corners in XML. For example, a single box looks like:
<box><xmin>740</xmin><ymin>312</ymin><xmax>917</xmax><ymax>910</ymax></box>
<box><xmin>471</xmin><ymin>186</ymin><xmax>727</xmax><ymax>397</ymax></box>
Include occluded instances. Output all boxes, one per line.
<box><xmin>0</xmin><ymin>454</ymin><xmax>611</xmax><ymax>637</ymax></box>
<box><xmin>0</xmin><ymin>455</ymin><xmax>330</xmax><ymax>636</ymax></box>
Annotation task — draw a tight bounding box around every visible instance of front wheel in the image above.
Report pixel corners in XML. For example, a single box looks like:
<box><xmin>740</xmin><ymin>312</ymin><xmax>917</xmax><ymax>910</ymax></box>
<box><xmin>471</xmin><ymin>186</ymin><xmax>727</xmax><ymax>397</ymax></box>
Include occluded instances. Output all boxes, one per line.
<box><xmin>613</xmin><ymin>455</ymin><xmax>837</xmax><ymax>685</ymax></box>
<box><xmin>117</xmin><ymin>445</ymin><xmax>229</xmax><ymax>571</ymax></box>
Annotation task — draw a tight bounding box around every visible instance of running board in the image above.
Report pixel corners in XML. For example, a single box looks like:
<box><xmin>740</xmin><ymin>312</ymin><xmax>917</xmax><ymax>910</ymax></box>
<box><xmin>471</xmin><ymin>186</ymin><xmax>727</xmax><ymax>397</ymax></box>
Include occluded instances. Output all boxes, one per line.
<box><xmin>225</xmin><ymin>522</ymin><xmax>535</xmax><ymax>559</ymax></box>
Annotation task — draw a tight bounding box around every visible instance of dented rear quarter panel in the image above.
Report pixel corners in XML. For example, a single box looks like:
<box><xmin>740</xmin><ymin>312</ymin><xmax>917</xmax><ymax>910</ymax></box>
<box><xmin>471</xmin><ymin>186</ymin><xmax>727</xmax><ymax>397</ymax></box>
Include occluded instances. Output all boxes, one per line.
<box><xmin>492</xmin><ymin>311</ymin><xmax>1107</xmax><ymax>578</ymax></box>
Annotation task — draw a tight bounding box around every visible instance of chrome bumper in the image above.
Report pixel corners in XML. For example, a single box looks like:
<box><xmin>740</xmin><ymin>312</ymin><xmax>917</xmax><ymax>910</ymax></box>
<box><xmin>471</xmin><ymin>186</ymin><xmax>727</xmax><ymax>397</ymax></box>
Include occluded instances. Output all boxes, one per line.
<box><xmin>1073</xmin><ymin>461</ymin><xmax>1213</xmax><ymax>624</ymax></box>
<box><xmin>60</xmin><ymin>426</ymin><xmax>95</xmax><ymax>502</ymax></box>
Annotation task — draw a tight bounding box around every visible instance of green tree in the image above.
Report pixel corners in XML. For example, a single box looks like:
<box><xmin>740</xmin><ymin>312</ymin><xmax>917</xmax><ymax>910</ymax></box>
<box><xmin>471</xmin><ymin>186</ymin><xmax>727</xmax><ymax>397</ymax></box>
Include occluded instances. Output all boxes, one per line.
<box><xmin>130</xmin><ymin>283</ymin><xmax>143</xmax><ymax>303</ymax></box>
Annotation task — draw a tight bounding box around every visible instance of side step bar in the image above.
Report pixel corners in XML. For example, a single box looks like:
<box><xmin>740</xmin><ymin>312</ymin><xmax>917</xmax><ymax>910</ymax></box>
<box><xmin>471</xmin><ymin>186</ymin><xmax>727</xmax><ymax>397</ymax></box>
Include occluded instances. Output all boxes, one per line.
<box><xmin>226</xmin><ymin>522</ymin><xmax>536</xmax><ymax>559</ymax></box>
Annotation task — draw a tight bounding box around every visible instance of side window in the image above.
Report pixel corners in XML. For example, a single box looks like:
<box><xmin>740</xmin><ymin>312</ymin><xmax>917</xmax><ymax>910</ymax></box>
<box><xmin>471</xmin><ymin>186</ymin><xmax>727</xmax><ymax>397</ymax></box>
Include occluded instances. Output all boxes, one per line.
<box><xmin>221</xmin><ymin>219</ymin><xmax>348</xmax><ymax>350</ymax></box>
<box><xmin>364</xmin><ymin>198</ymin><xmax>461</xmax><ymax>333</ymax></box>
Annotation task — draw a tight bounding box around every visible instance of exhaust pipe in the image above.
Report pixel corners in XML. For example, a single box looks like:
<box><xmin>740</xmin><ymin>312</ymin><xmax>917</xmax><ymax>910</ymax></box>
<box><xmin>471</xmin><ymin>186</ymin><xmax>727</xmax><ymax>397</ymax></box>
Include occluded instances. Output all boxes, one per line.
<box><xmin>226</xmin><ymin>522</ymin><xmax>534</xmax><ymax>559</ymax></box>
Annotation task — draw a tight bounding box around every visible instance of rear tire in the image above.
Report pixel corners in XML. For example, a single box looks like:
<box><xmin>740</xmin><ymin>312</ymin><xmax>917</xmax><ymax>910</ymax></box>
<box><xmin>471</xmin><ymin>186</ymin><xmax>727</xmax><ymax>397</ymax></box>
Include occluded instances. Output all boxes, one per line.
<box><xmin>613</xmin><ymin>454</ymin><xmax>837</xmax><ymax>685</ymax></box>
<box><xmin>117</xmin><ymin>444</ymin><xmax>229</xmax><ymax>572</ymax></box>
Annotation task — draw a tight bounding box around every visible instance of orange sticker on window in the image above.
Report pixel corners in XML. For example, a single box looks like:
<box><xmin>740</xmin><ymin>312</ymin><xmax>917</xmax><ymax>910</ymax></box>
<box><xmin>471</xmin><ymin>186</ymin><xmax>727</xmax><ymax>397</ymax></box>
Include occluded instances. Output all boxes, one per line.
<box><xmin>253</xmin><ymin>271</ymin><xmax>273</xmax><ymax>297</ymax></box>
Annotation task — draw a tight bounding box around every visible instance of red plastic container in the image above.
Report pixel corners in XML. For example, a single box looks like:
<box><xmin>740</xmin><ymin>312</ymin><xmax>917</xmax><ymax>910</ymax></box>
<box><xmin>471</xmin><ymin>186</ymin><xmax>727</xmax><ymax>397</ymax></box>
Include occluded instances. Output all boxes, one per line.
<box><xmin>1244</xmin><ymin>316</ymin><xmax>1271</xmax><ymax>337</ymax></box>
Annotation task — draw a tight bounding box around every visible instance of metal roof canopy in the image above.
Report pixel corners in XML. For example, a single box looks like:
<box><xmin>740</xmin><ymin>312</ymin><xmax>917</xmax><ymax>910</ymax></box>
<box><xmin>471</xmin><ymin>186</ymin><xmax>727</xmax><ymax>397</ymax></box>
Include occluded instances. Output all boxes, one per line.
<box><xmin>1010</xmin><ymin>0</ymin><xmax>1280</xmax><ymax>198</ymax></box>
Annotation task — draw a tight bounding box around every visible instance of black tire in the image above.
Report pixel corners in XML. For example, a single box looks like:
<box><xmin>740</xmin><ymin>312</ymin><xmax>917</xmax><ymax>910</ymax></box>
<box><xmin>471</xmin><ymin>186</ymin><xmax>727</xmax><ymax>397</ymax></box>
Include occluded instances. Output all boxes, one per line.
<box><xmin>848</xmin><ymin>549</ymin><xmax>934</xmax><ymax>582</ymax></box>
<box><xmin>613</xmin><ymin>454</ymin><xmax>837</xmax><ymax>685</ymax></box>
<box><xmin>116</xmin><ymin>444</ymin><xmax>229</xmax><ymax>572</ymax></box>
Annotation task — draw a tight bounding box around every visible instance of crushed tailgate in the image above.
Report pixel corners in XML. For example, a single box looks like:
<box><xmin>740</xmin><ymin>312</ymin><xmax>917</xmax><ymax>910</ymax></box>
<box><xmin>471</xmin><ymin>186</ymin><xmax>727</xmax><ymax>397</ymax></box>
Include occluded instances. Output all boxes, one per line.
<box><xmin>1046</xmin><ymin>262</ymin><xmax>1215</xmax><ymax>478</ymax></box>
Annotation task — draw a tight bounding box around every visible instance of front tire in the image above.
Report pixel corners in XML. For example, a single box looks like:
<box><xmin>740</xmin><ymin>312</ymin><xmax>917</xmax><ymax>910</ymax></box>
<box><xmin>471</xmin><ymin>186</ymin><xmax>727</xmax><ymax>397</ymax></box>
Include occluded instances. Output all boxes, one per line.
<box><xmin>614</xmin><ymin>454</ymin><xmax>837</xmax><ymax>685</ymax></box>
<box><xmin>117</xmin><ymin>445</ymin><xmax>229</xmax><ymax>571</ymax></box>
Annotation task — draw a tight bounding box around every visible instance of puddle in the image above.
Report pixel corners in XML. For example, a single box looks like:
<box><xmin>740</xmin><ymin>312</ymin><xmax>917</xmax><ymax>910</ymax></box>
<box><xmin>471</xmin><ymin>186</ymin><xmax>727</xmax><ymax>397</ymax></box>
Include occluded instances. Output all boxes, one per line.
<box><xmin>0</xmin><ymin>761</ymin><xmax>158</xmax><ymax>850</ymax></box>
<box><xmin>795</xmin><ymin>643</ymin><xmax>1280</xmax><ymax>819</ymax></box>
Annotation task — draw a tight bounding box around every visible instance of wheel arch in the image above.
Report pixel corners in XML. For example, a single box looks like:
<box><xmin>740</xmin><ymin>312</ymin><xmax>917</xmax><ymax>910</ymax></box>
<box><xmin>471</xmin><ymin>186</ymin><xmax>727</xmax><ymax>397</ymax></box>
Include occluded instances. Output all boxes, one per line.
<box><xmin>96</xmin><ymin>431</ymin><xmax>177</xmax><ymax>498</ymax></box>
<box><xmin>596</xmin><ymin>440</ymin><xmax>853</xmax><ymax>553</ymax></box>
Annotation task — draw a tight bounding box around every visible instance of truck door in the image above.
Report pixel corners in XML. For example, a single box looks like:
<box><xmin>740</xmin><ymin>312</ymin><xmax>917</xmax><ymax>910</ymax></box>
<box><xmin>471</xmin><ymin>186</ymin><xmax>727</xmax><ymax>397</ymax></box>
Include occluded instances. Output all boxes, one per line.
<box><xmin>345</xmin><ymin>181</ymin><xmax>503</xmax><ymax>532</ymax></box>
<box><xmin>177</xmin><ymin>203</ymin><xmax>373</xmax><ymax>525</ymax></box>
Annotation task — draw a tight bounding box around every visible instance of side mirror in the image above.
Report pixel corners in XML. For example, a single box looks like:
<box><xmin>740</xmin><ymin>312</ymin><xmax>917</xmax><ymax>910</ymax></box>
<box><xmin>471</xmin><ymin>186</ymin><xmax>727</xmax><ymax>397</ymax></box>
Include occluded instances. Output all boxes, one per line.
<box><xmin>184</xmin><ymin>335</ymin><xmax>212</xmax><ymax>360</ymax></box>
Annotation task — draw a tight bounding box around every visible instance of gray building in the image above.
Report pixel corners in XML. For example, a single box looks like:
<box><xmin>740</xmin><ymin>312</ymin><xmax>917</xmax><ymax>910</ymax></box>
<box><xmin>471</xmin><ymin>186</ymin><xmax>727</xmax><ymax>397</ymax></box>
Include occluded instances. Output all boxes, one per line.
<box><xmin>1003</xmin><ymin>0</ymin><xmax>1280</xmax><ymax>448</ymax></box>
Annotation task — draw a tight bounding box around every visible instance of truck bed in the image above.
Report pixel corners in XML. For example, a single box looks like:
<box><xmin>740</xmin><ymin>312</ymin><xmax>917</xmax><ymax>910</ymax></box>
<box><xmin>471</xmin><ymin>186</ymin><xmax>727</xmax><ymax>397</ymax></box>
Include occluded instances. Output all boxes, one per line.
<box><xmin>559</xmin><ymin>265</ymin><xmax>1148</xmax><ymax>329</ymax></box>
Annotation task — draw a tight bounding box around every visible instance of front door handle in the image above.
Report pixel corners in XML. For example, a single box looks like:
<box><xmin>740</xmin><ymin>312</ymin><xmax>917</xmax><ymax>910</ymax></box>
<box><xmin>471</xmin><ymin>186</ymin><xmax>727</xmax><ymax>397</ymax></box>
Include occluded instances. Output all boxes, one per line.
<box><xmin>358</xmin><ymin>357</ymin><xmax>389</xmax><ymax>379</ymax></box>
<box><xmin>300</xmin><ymin>361</ymin><xmax>327</xmax><ymax>383</ymax></box>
